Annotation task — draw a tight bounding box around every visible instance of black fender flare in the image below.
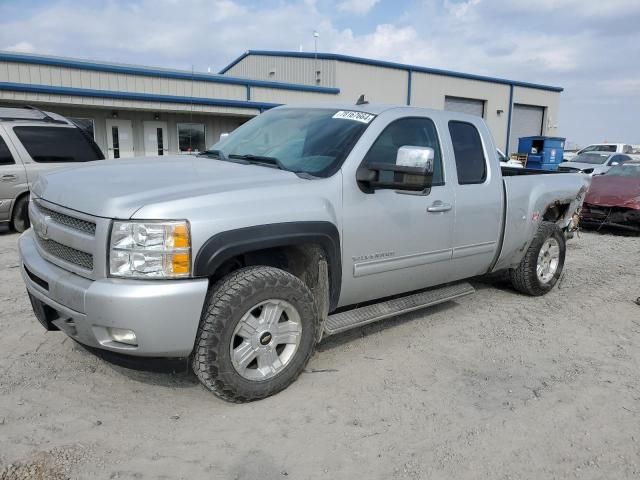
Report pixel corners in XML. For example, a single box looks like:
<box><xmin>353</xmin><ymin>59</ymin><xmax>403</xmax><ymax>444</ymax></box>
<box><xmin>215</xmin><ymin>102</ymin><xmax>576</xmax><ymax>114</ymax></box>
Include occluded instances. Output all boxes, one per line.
<box><xmin>194</xmin><ymin>221</ymin><xmax>342</xmax><ymax>310</ymax></box>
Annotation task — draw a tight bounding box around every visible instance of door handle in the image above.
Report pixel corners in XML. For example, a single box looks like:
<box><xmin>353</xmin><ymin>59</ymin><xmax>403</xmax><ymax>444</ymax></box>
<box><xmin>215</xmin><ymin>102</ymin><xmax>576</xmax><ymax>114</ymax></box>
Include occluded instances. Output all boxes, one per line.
<box><xmin>427</xmin><ymin>201</ymin><xmax>452</xmax><ymax>213</ymax></box>
<box><xmin>1</xmin><ymin>174</ymin><xmax>17</xmax><ymax>182</ymax></box>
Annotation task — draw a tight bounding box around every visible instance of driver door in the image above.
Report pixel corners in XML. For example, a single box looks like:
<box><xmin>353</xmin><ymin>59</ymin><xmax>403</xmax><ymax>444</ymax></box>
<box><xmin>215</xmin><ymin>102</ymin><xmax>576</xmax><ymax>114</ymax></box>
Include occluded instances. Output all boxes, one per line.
<box><xmin>339</xmin><ymin>116</ymin><xmax>456</xmax><ymax>307</ymax></box>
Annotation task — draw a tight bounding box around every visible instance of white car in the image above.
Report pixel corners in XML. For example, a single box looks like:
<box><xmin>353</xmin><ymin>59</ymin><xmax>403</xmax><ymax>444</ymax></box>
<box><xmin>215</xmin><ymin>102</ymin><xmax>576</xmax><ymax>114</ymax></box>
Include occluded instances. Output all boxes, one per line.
<box><xmin>563</xmin><ymin>143</ymin><xmax>633</xmax><ymax>161</ymax></box>
<box><xmin>558</xmin><ymin>152</ymin><xmax>634</xmax><ymax>175</ymax></box>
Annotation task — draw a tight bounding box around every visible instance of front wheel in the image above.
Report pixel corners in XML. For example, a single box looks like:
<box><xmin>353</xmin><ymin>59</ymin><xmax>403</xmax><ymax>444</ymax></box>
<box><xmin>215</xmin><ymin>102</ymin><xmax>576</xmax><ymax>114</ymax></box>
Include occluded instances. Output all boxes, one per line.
<box><xmin>192</xmin><ymin>266</ymin><xmax>319</xmax><ymax>402</ymax></box>
<box><xmin>509</xmin><ymin>221</ymin><xmax>566</xmax><ymax>296</ymax></box>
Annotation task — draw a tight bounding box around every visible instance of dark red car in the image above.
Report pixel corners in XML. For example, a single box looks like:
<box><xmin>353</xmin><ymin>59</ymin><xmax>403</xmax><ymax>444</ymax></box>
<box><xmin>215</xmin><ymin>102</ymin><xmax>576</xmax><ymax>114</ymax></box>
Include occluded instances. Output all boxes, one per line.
<box><xmin>581</xmin><ymin>161</ymin><xmax>640</xmax><ymax>231</ymax></box>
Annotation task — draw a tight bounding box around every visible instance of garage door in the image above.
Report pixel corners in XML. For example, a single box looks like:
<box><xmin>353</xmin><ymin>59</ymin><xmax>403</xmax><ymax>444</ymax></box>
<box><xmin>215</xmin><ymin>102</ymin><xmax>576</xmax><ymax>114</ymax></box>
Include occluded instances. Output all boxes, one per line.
<box><xmin>445</xmin><ymin>96</ymin><xmax>485</xmax><ymax>117</ymax></box>
<box><xmin>509</xmin><ymin>104</ymin><xmax>544</xmax><ymax>154</ymax></box>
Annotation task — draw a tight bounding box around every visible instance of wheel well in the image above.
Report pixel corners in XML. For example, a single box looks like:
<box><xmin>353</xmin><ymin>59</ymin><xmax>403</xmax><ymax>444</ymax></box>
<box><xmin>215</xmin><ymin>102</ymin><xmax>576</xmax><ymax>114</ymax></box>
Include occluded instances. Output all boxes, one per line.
<box><xmin>543</xmin><ymin>202</ymin><xmax>571</xmax><ymax>223</ymax></box>
<box><xmin>209</xmin><ymin>243</ymin><xmax>331</xmax><ymax>319</ymax></box>
<box><xmin>10</xmin><ymin>191</ymin><xmax>29</xmax><ymax>219</ymax></box>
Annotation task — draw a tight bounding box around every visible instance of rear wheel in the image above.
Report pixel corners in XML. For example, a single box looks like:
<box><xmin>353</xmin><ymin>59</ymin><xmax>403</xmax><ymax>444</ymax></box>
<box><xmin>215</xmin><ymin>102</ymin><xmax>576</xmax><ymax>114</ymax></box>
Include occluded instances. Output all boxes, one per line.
<box><xmin>509</xmin><ymin>222</ymin><xmax>566</xmax><ymax>296</ymax></box>
<box><xmin>192</xmin><ymin>266</ymin><xmax>319</xmax><ymax>402</ymax></box>
<box><xmin>11</xmin><ymin>195</ymin><xmax>30</xmax><ymax>233</ymax></box>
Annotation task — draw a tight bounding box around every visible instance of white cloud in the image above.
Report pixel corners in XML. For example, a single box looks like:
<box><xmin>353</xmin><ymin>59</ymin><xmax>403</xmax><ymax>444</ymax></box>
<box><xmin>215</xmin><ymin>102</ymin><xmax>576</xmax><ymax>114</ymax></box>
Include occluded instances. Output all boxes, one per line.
<box><xmin>444</xmin><ymin>0</ymin><xmax>481</xmax><ymax>19</ymax></box>
<box><xmin>0</xmin><ymin>0</ymin><xmax>638</xmax><ymax>144</ymax></box>
<box><xmin>337</xmin><ymin>0</ymin><xmax>379</xmax><ymax>16</ymax></box>
<box><xmin>3</xmin><ymin>41</ymin><xmax>35</xmax><ymax>53</ymax></box>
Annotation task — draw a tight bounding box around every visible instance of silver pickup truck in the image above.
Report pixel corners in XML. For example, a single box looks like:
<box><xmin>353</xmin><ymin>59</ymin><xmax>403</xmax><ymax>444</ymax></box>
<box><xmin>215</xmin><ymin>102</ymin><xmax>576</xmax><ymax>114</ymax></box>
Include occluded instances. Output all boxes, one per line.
<box><xmin>19</xmin><ymin>104</ymin><xmax>589</xmax><ymax>402</ymax></box>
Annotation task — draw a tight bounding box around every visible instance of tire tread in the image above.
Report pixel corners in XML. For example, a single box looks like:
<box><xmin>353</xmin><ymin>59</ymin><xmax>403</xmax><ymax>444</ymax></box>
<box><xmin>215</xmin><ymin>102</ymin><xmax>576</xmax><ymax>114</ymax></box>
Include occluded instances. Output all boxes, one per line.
<box><xmin>192</xmin><ymin>266</ymin><xmax>318</xmax><ymax>403</ymax></box>
<box><xmin>509</xmin><ymin>221</ymin><xmax>565</xmax><ymax>296</ymax></box>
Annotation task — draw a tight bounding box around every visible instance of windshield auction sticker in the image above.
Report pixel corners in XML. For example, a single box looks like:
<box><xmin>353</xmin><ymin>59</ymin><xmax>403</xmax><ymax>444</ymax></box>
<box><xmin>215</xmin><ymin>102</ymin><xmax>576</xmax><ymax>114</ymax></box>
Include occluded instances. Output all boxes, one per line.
<box><xmin>332</xmin><ymin>111</ymin><xmax>376</xmax><ymax>123</ymax></box>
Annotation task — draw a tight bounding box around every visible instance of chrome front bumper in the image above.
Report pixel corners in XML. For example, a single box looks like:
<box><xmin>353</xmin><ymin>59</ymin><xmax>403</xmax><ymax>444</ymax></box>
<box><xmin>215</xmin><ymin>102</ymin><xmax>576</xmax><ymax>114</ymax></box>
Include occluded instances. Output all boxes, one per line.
<box><xmin>19</xmin><ymin>229</ymin><xmax>209</xmax><ymax>357</ymax></box>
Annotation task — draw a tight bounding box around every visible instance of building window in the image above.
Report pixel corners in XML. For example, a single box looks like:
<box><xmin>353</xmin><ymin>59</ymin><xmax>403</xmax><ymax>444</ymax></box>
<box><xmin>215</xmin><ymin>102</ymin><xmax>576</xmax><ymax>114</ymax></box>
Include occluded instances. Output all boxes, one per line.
<box><xmin>68</xmin><ymin>117</ymin><xmax>96</xmax><ymax>139</ymax></box>
<box><xmin>177</xmin><ymin>123</ymin><xmax>206</xmax><ymax>153</ymax></box>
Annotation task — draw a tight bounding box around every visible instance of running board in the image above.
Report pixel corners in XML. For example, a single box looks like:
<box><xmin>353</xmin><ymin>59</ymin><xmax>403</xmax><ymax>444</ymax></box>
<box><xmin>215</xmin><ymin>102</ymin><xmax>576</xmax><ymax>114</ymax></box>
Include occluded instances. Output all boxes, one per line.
<box><xmin>324</xmin><ymin>282</ymin><xmax>475</xmax><ymax>336</ymax></box>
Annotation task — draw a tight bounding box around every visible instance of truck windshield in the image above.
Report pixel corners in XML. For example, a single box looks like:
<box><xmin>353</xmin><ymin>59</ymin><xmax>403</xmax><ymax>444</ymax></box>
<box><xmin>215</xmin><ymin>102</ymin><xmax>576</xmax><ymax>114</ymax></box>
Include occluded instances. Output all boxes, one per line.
<box><xmin>571</xmin><ymin>153</ymin><xmax>610</xmax><ymax>165</ymax></box>
<box><xmin>580</xmin><ymin>145</ymin><xmax>616</xmax><ymax>153</ymax></box>
<box><xmin>203</xmin><ymin>108</ymin><xmax>374</xmax><ymax>177</ymax></box>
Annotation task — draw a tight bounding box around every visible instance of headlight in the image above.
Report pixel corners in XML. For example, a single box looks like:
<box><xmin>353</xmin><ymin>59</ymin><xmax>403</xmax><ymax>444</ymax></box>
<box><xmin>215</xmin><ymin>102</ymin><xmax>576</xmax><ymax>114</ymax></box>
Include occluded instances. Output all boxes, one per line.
<box><xmin>109</xmin><ymin>221</ymin><xmax>191</xmax><ymax>278</ymax></box>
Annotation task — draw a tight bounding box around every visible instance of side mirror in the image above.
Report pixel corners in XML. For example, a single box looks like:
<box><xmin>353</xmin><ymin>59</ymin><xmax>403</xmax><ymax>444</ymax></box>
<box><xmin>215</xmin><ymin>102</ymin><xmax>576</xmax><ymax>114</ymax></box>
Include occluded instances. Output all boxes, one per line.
<box><xmin>610</xmin><ymin>161</ymin><xmax>619</xmax><ymax>166</ymax></box>
<box><xmin>219</xmin><ymin>132</ymin><xmax>230</xmax><ymax>142</ymax></box>
<box><xmin>356</xmin><ymin>146</ymin><xmax>435</xmax><ymax>193</ymax></box>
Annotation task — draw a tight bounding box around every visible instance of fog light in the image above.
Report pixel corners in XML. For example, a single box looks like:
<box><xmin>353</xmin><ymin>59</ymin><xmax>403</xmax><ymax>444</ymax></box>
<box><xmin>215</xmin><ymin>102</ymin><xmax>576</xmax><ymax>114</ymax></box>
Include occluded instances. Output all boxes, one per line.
<box><xmin>107</xmin><ymin>327</ymin><xmax>138</xmax><ymax>346</ymax></box>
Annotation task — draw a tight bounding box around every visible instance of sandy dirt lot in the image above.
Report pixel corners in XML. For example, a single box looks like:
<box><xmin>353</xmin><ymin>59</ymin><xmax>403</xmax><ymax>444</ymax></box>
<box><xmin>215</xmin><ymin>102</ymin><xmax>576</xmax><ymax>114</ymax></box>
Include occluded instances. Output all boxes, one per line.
<box><xmin>1</xmin><ymin>225</ymin><xmax>639</xmax><ymax>480</ymax></box>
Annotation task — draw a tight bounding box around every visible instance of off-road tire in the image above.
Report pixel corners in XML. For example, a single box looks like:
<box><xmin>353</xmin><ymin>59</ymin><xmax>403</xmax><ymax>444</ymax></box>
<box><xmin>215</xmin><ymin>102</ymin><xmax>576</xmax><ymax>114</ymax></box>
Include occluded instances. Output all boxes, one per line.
<box><xmin>11</xmin><ymin>195</ymin><xmax>30</xmax><ymax>233</ymax></box>
<box><xmin>192</xmin><ymin>266</ymin><xmax>319</xmax><ymax>402</ymax></box>
<box><xmin>509</xmin><ymin>221</ymin><xmax>566</xmax><ymax>296</ymax></box>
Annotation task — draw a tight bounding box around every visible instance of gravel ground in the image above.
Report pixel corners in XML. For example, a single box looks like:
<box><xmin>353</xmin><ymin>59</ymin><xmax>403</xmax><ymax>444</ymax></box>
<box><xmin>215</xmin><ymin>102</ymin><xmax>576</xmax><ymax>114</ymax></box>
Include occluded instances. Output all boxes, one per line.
<box><xmin>1</xmin><ymin>225</ymin><xmax>639</xmax><ymax>480</ymax></box>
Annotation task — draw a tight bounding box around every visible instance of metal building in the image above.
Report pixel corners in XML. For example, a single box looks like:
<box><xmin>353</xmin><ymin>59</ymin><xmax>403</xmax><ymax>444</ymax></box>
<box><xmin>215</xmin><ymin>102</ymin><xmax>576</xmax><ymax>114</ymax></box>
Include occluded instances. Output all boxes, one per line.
<box><xmin>221</xmin><ymin>51</ymin><xmax>564</xmax><ymax>155</ymax></box>
<box><xmin>0</xmin><ymin>49</ymin><xmax>563</xmax><ymax>158</ymax></box>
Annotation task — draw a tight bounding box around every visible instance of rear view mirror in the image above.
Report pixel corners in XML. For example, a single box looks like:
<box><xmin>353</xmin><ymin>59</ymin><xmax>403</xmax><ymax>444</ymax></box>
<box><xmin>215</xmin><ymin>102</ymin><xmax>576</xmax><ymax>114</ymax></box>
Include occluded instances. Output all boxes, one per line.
<box><xmin>356</xmin><ymin>146</ymin><xmax>435</xmax><ymax>193</ymax></box>
<box><xmin>219</xmin><ymin>132</ymin><xmax>230</xmax><ymax>142</ymax></box>
<box><xmin>610</xmin><ymin>161</ymin><xmax>619</xmax><ymax>166</ymax></box>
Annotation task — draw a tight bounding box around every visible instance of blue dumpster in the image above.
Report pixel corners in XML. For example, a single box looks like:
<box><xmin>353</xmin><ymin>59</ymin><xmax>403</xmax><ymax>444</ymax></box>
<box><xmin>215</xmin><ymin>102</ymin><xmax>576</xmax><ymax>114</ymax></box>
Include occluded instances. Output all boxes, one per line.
<box><xmin>517</xmin><ymin>136</ymin><xmax>565</xmax><ymax>170</ymax></box>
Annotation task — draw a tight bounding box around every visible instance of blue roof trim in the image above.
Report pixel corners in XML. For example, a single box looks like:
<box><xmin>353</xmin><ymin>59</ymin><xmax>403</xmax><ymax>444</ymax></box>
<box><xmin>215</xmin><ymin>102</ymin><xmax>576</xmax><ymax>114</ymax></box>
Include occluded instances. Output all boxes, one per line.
<box><xmin>219</xmin><ymin>51</ymin><xmax>251</xmax><ymax>74</ymax></box>
<box><xmin>220</xmin><ymin>50</ymin><xmax>564</xmax><ymax>93</ymax></box>
<box><xmin>0</xmin><ymin>82</ymin><xmax>281</xmax><ymax>110</ymax></box>
<box><xmin>0</xmin><ymin>51</ymin><xmax>340</xmax><ymax>95</ymax></box>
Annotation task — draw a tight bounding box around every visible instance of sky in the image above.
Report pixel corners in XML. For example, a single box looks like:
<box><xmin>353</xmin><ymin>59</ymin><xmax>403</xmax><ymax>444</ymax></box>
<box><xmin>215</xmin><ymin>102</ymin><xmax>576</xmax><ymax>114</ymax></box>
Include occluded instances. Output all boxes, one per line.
<box><xmin>1</xmin><ymin>0</ymin><xmax>639</xmax><ymax>147</ymax></box>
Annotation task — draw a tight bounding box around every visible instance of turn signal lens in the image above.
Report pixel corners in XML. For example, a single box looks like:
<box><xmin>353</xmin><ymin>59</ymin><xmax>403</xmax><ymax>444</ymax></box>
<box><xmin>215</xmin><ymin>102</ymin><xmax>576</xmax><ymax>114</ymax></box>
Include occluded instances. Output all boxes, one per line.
<box><xmin>170</xmin><ymin>253</ymin><xmax>190</xmax><ymax>275</ymax></box>
<box><xmin>171</xmin><ymin>224</ymin><xmax>190</xmax><ymax>249</ymax></box>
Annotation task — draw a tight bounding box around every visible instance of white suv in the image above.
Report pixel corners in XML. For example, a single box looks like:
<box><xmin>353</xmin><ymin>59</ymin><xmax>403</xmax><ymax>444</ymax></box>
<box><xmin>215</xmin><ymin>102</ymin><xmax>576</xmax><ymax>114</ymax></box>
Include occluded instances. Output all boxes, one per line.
<box><xmin>0</xmin><ymin>106</ymin><xmax>104</xmax><ymax>231</ymax></box>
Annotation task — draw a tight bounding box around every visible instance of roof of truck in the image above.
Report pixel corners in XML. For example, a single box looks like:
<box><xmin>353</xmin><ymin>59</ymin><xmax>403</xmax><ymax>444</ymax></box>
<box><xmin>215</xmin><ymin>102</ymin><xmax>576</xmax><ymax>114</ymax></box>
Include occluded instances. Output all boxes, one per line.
<box><xmin>274</xmin><ymin>102</ymin><xmax>458</xmax><ymax>116</ymax></box>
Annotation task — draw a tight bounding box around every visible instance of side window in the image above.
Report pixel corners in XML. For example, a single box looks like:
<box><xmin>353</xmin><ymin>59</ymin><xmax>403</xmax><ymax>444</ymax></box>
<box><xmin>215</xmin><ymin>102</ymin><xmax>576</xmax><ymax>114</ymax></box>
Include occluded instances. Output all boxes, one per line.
<box><xmin>12</xmin><ymin>126</ymin><xmax>103</xmax><ymax>162</ymax></box>
<box><xmin>362</xmin><ymin>117</ymin><xmax>444</xmax><ymax>185</ymax></box>
<box><xmin>0</xmin><ymin>136</ymin><xmax>15</xmax><ymax>165</ymax></box>
<box><xmin>448</xmin><ymin>121</ymin><xmax>487</xmax><ymax>185</ymax></box>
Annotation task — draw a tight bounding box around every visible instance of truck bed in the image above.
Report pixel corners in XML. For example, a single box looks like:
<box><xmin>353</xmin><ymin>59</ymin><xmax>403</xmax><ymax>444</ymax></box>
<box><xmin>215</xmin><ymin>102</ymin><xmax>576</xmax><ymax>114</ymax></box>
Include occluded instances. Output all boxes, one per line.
<box><xmin>492</xmin><ymin>171</ymin><xmax>590</xmax><ymax>272</ymax></box>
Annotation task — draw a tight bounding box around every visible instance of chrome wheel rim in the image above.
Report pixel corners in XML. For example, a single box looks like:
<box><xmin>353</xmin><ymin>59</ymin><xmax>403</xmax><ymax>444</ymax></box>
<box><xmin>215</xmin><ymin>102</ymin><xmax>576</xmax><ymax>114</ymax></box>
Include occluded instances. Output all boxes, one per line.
<box><xmin>230</xmin><ymin>299</ymin><xmax>302</xmax><ymax>381</ymax></box>
<box><xmin>537</xmin><ymin>237</ymin><xmax>560</xmax><ymax>284</ymax></box>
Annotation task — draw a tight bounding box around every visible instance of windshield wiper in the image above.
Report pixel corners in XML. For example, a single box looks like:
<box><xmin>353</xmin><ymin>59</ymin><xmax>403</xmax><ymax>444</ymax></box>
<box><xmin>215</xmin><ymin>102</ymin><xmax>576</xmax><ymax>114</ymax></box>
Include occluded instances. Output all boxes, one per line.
<box><xmin>228</xmin><ymin>154</ymin><xmax>286</xmax><ymax>170</ymax></box>
<box><xmin>199</xmin><ymin>149</ymin><xmax>229</xmax><ymax>160</ymax></box>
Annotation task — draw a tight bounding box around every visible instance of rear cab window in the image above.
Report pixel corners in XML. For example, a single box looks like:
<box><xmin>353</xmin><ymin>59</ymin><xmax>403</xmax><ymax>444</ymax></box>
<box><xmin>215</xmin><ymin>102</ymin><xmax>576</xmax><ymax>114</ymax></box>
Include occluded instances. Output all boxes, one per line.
<box><xmin>448</xmin><ymin>121</ymin><xmax>487</xmax><ymax>185</ymax></box>
<box><xmin>12</xmin><ymin>126</ymin><xmax>104</xmax><ymax>163</ymax></box>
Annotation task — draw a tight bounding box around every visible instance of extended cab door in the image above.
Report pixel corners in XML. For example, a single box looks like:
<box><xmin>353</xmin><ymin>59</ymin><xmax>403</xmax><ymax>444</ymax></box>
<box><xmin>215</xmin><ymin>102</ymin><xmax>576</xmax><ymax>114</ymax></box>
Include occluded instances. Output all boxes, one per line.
<box><xmin>0</xmin><ymin>127</ymin><xmax>28</xmax><ymax>223</ymax></box>
<box><xmin>339</xmin><ymin>115</ymin><xmax>456</xmax><ymax>307</ymax></box>
<box><xmin>445</xmin><ymin>119</ymin><xmax>503</xmax><ymax>279</ymax></box>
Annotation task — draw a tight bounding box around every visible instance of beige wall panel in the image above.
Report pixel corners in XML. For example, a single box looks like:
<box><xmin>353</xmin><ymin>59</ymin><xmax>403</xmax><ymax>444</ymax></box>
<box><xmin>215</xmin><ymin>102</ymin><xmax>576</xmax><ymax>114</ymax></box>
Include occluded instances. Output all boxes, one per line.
<box><xmin>334</xmin><ymin>61</ymin><xmax>407</xmax><ymax>105</ymax></box>
<box><xmin>411</xmin><ymin>72</ymin><xmax>511</xmax><ymax>150</ymax></box>
<box><xmin>225</xmin><ymin>55</ymin><xmax>336</xmax><ymax>87</ymax></box>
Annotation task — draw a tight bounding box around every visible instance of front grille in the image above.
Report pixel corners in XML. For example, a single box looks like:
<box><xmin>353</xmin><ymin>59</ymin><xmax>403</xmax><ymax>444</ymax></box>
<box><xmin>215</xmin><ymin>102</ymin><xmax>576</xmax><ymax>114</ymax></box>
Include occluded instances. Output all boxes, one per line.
<box><xmin>34</xmin><ymin>201</ymin><xmax>96</xmax><ymax>236</ymax></box>
<box><xmin>35</xmin><ymin>236</ymin><xmax>94</xmax><ymax>271</ymax></box>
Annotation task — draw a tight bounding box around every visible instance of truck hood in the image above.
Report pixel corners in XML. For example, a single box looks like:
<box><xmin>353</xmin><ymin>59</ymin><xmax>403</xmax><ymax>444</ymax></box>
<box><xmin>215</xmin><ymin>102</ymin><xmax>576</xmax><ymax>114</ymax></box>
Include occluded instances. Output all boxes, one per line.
<box><xmin>32</xmin><ymin>155</ymin><xmax>306</xmax><ymax>218</ymax></box>
<box><xmin>585</xmin><ymin>175</ymin><xmax>640</xmax><ymax>209</ymax></box>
